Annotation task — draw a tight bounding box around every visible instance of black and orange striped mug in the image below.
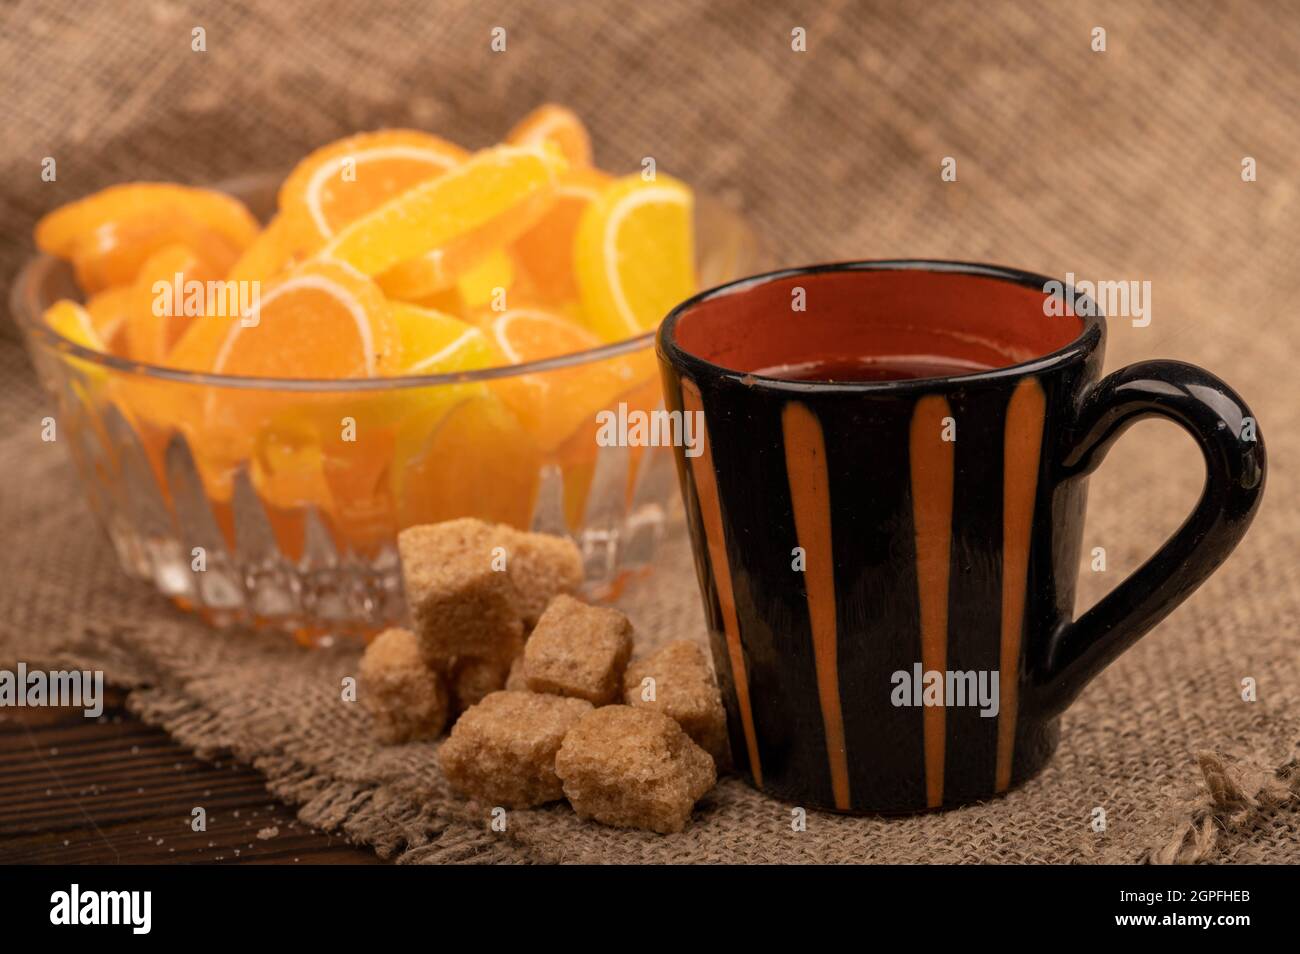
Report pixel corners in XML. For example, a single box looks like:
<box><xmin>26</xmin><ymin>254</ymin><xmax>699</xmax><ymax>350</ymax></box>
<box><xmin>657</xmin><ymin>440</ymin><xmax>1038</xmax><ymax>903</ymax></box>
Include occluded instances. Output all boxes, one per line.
<box><xmin>657</xmin><ymin>261</ymin><xmax>1265</xmax><ymax>813</ymax></box>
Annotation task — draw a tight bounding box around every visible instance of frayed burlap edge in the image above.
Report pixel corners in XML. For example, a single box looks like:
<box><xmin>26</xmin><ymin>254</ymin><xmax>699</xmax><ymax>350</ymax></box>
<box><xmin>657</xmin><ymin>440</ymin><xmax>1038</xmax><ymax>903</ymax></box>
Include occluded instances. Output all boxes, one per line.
<box><xmin>31</xmin><ymin>624</ymin><xmax>1300</xmax><ymax>866</ymax></box>
<box><xmin>1141</xmin><ymin>750</ymin><xmax>1300</xmax><ymax>865</ymax></box>
<box><xmin>125</xmin><ymin>682</ymin><xmax>519</xmax><ymax>864</ymax></box>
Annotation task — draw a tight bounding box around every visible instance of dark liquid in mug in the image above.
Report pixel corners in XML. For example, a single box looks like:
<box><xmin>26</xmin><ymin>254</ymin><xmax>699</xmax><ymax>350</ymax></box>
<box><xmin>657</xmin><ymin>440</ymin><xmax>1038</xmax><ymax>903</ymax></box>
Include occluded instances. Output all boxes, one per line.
<box><xmin>754</xmin><ymin>354</ymin><xmax>995</xmax><ymax>383</ymax></box>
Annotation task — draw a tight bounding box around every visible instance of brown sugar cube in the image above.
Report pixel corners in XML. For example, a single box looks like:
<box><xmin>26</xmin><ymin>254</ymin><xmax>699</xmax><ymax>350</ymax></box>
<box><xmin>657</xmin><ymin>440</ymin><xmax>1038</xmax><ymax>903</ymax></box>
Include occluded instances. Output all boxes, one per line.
<box><xmin>398</xmin><ymin>519</ymin><xmax>524</xmax><ymax>666</ymax></box>
<box><xmin>555</xmin><ymin>706</ymin><xmax>716</xmax><ymax>834</ymax></box>
<box><xmin>359</xmin><ymin>627</ymin><xmax>449</xmax><ymax>744</ymax></box>
<box><xmin>523</xmin><ymin>594</ymin><xmax>633</xmax><ymax>705</ymax></box>
<box><xmin>505</xmin><ymin>654</ymin><xmax>528</xmax><ymax>691</ymax></box>
<box><xmin>623</xmin><ymin>640</ymin><xmax>730</xmax><ymax>768</ymax></box>
<box><xmin>438</xmin><ymin>691</ymin><xmax>593</xmax><ymax>807</ymax></box>
<box><xmin>502</xmin><ymin>529</ymin><xmax>584</xmax><ymax>628</ymax></box>
<box><xmin>449</xmin><ymin>656</ymin><xmax>511</xmax><ymax>714</ymax></box>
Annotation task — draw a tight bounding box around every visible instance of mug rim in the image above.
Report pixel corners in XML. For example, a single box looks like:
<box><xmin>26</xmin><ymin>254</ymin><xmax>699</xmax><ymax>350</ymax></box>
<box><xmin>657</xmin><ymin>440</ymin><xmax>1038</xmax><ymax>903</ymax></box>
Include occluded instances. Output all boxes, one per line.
<box><xmin>657</xmin><ymin>259</ymin><xmax>1106</xmax><ymax>393</ymax></box>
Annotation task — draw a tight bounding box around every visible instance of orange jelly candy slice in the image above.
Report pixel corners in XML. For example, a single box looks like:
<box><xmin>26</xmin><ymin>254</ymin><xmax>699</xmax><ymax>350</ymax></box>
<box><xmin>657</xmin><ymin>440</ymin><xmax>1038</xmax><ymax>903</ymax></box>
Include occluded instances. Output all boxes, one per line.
<box><xmin>35</xmin><ymin>183</ymin><xmax>258</xmax><ymax>260</ymax></box>
<box><xmin>574</xmin><ymin>173</ymin><xmax>695</xmax><ymax>342</ymax></box>
<box><xmin>83</xmin><ymin>286</ymin><xmax>132</xmax><ymax>355</ymax></box>
<box><xmin>68</xmin><ymin>213</ymin><xmax>240</xmax><ymax>294</ymax></box>
<box><xmin>278</xmin><ymin>129</ymin><xmax>468</xmax><ymax>252</ymax></box>
<box><xmin>397</xmin><ymin>393</ymin><xmax>542</xmax><ymax>531</ymax></box>
<box><xmin>484</xmin><ymin>308</ymin><xmax>641</xmax><ymax>452</ymax></box>
<box><xmin>124</xmin><ymin>243</ymin><xmax>228</xmax><ymax>365</ymax></box>
<box><xmin>507</xmin><ymin>103</ymin><xmax>593</xmax><ymax>167</ymax></box>
<box><xmin>512</xmin><ymin>167</ymin><xmax>609</xmax><ymax>303</ymax></box>
<box><xmin>162</xmin><ymin>261</ymin><xmax>401</xmax><ymax>486</ymax></box>
<box><xmin>226</xmin><ymin>214</ymin><xmax>300</xmax><ymax>286</ymax></box>
<box><xmin>207</xmin><ymin>259</ymin><xmax>399</xmax><ymax>379</ymax></box>
<box><xmin>320</xmin><ymin>143</ymin><xmax>566</xmax><ymax>280</ymax></box>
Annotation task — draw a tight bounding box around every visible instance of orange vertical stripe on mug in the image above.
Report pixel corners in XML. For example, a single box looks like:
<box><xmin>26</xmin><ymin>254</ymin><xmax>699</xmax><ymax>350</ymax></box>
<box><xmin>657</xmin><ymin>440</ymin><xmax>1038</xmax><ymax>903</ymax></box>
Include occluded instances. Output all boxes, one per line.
<box><xmin>680</xmin><ymin>378</ymin><xmax>763</xmax><ymax>788</ymax></box>
<box><xmin>909</xmin><ymin>394</ymin><xmax>955</xmax><ymax>809</ymax></box>
<box><xmin>996</xmin><ymin>376</ymin><xmax>1047</xmax><ymax>792</ymax></box>
<box><xmin>781</xmin><ymin>401</ymin><xmax>850</xmax><ymax>810</ymax></box>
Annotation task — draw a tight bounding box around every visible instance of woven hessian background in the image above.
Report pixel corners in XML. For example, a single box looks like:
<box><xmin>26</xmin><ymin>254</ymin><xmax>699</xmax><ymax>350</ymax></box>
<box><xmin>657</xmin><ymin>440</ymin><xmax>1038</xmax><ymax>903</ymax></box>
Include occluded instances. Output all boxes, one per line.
<box><xmin>1</xmin><ymin>0</ymin><xmax>1297</xmax><ymax>863</ymax></box>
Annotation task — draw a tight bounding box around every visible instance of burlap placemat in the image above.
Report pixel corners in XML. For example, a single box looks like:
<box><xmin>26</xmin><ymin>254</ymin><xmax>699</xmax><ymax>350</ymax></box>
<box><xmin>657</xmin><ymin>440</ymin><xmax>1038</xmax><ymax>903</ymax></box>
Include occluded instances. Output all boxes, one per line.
<box><xmin>2</xmin><ymin>0</ymin><xmax>1298</xmax><ymax>863</ymax></box>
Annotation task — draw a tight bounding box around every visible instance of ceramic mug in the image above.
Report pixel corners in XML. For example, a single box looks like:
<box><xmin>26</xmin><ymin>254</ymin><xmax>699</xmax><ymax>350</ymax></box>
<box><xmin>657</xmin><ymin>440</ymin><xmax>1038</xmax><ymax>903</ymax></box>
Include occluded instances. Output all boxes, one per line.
<box><xmin>657</xmin><ymin>261</ymin><xmax>1266</xmax><ymax>813</ymax></box>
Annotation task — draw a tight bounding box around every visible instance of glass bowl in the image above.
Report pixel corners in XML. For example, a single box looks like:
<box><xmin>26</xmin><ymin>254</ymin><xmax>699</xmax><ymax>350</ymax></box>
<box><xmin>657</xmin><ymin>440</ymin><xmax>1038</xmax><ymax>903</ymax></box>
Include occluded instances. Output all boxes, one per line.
<box><xmin>11</xmin><ymin>173</ymin><xmax>760</xmax><ymax>643</ymax></box>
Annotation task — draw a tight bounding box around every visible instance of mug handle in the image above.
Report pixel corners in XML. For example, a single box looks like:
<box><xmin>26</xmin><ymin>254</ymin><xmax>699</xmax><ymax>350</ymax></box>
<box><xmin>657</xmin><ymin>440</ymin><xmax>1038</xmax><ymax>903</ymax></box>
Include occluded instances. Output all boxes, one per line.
<box><xmin>1031</xmin><ymin>359</ymin><xmax>1266</xmax><ymax>716</ymax></box>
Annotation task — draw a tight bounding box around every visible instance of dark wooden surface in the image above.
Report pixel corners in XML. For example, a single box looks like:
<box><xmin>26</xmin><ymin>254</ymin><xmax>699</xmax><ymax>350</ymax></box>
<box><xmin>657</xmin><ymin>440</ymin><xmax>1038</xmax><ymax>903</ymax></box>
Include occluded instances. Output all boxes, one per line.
<box><xmin>0</xmin><ymin>687</ymin><xmax>382</xmax><ymax>864</ymax></box>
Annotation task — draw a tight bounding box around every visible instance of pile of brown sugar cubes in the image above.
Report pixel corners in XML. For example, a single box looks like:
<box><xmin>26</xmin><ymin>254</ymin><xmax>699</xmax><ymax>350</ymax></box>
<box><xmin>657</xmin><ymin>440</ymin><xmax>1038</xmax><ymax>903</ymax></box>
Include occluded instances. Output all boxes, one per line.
<box><xmin>357</xmin><ymin>518</ymin><xmax>729</xmax><ymax>834</ymax></box>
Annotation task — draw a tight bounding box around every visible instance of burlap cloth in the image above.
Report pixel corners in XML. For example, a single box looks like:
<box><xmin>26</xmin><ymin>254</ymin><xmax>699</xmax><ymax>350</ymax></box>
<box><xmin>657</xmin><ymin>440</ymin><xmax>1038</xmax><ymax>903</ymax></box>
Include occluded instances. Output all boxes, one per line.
<box><xmin>2</xmin><ymin>0</ymin><xmax>1298</xmax><ymax>863</ymax></box>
